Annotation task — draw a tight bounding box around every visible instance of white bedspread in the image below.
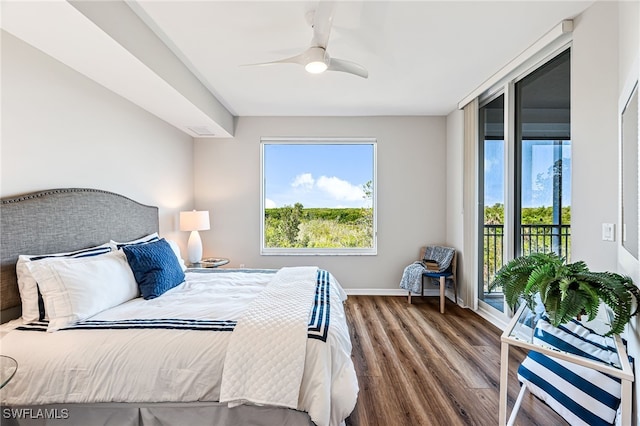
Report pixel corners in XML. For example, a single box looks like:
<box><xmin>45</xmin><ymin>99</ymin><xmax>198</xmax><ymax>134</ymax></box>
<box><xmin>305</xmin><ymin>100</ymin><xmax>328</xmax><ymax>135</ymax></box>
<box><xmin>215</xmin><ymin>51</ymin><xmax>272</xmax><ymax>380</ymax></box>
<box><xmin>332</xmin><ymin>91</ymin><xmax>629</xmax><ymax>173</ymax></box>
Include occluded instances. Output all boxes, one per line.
<box><xmin>0</xmin><ymin>269</ymin><xmax>358</xmax><ymax>426</ymax></box>
<box><xmin>220</xmin><ymin>266</ymin><xmax>318</xmax><ymax>409</ymax></box>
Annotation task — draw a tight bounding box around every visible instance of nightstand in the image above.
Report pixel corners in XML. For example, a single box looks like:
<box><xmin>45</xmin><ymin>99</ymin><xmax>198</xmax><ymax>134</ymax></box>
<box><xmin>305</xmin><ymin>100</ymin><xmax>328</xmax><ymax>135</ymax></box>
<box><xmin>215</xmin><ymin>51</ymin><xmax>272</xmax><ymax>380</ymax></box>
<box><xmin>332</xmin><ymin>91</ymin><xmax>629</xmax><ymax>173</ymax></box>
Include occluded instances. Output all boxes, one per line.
<box><xmin>187</xmin><ymin>258</ymin><xmax>229</xmax><ymax>269</ymax></box>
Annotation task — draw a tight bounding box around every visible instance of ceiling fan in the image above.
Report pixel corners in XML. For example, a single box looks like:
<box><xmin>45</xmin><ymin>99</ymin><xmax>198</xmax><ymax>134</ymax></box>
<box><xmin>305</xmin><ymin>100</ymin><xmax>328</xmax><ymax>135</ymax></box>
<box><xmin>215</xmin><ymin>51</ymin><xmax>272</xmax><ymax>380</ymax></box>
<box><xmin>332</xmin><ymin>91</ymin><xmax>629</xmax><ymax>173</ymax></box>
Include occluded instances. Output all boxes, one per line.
<box><xmin>245</xmin><ymin>1</ymin><xmax>368</xmax><ymax>79</ymax></box>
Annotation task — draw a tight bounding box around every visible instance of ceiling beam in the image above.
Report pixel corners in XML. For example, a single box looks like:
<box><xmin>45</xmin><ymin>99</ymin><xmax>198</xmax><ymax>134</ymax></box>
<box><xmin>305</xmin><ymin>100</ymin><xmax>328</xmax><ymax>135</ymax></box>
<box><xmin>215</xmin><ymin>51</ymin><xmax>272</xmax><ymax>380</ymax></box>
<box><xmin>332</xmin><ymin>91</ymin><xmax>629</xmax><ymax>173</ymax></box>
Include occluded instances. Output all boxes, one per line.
<box><xmin>1</xmin><ymin>0</ymin><xmax>234</xmax><ymax>138</ymax></box>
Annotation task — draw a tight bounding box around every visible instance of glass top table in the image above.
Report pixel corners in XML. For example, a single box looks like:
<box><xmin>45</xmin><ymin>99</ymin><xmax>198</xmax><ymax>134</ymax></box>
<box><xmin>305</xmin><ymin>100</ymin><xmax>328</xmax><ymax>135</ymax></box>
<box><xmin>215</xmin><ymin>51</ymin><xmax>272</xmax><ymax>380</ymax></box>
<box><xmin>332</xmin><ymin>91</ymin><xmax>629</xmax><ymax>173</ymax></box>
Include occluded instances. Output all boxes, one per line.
<box><xmin>507</xmin><ymin>301</ymin><xmax>624</xmax><ymax>364</ymax></box>
<box><xmin>0</xmin><ymin>355</ymin><xmax>17</xmax><ymax>389</ymax></box>
<box><xmin>187</xmin><ymin>258</ymin><xmax>230</xmax><ymax>269</ymax></box>
<box><xmin>499</xmin><ymin>303</ymin><xmax>634</xmax><ymax>425</ymax></box>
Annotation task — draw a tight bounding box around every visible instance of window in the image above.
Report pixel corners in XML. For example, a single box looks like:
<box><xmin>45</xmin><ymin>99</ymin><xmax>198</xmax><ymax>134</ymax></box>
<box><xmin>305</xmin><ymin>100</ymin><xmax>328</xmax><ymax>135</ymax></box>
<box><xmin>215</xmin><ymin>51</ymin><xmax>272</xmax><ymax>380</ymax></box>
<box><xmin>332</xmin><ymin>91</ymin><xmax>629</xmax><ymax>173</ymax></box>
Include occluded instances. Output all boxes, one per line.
<box><xmin>261</xmin><ymin>138</ymin><xmax>376</xmax><ymax>255</ymax></box>
<box><xmin>479</xmin><ymin>94</ymin><xmax>505</xmax><ymax>311</ymax></box>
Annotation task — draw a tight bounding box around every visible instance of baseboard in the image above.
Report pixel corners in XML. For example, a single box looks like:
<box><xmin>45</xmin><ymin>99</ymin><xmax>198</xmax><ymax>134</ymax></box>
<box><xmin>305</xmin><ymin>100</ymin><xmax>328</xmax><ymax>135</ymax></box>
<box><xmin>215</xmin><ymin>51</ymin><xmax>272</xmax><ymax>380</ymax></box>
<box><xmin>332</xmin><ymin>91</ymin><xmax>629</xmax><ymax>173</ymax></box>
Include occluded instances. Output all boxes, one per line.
<box><xmin>475</xmin><ymin>303</ymin><xmax>509</xmax><ymax>330</ymax></box>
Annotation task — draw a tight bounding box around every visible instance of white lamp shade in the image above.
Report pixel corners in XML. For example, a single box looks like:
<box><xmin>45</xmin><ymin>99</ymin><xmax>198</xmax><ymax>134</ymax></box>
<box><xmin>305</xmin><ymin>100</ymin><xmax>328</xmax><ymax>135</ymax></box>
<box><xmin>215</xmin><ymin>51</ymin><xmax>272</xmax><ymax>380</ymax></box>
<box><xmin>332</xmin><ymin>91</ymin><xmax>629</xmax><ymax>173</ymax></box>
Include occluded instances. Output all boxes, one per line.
<box><xmin>180</xmin><ymin>210</ymin><xmax>210</xmax><ymax>231</ymax></box>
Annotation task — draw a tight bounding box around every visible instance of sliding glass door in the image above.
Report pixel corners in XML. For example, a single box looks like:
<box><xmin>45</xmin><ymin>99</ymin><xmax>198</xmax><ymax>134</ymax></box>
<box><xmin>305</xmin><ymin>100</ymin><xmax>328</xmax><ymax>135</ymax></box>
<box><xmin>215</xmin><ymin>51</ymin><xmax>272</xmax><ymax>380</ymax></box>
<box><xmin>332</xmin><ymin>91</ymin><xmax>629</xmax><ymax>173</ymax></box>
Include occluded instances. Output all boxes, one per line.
<box><xmin>515</xmin><ymin>50</ymin><xmax>571</xmax><ymax>261</ymax></box>
<box><xmin>478</xmin><ymin>48</ymin><xmax>571</xmax><ymax>315</ymax></box>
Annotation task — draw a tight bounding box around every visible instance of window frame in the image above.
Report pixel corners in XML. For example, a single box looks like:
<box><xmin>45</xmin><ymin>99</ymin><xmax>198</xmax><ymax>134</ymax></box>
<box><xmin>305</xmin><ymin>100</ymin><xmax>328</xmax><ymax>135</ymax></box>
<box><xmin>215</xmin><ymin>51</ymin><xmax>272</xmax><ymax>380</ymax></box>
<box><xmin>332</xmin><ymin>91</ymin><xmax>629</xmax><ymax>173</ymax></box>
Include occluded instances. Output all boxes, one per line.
<box><xmin>260</xmin><ymin>137</ymin><xmax>377</xmax><ymax>255</ymax></box>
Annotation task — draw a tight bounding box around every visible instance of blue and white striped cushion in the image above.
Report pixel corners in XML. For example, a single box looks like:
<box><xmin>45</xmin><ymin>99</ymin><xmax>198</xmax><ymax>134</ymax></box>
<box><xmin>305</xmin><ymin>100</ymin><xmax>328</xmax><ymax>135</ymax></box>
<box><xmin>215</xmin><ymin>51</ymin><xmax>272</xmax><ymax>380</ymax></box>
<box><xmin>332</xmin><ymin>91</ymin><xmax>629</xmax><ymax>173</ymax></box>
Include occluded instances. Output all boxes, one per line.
<box><xmin>534</xmin><ymin>317</ymin><xmax>619</xmax><ymax>365</ymax></box>
<box><xmin>517</xmin><ymin>317</ymin><xmax>622</xmax><ymax>425</ymax></box>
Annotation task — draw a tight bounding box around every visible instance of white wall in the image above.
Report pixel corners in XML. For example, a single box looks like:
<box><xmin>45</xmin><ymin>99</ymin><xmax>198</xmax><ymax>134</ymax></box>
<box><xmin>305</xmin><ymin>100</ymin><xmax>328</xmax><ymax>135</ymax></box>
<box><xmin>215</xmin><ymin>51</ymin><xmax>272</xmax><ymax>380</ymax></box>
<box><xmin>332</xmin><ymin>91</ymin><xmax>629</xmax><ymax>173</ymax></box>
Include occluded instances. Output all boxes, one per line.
<box><xmin>616</xmin><ymin>0</ymin><xmax>640</xmax><ymax>422</ymax></box>
<box><xmin>575</xmin><ymin>2</ymin><xmax>640</xmax><ymax>420</ymax></box>
<box><xmin>618</xmin><ymin>0</ymin><xmax>639</xmax><ymax>96</ymax></box>
<box><xmin>1</xmin><ymin>31</ymin><xmax>194</xmax><ymax>242</ymax></box>
<box><xmin>194</xmin><ymin>115</ymin><xmax>447</xmax><ymax>290</ymax></box>
<box><xmin>536</xmin><ymin>1</ymin><xmax>640</xmax><ymax>420</ymax></box>
<box><xmin>571</xmin><ymin>1</ymin><xmax>620</xmax><ymax>271</ymax></box>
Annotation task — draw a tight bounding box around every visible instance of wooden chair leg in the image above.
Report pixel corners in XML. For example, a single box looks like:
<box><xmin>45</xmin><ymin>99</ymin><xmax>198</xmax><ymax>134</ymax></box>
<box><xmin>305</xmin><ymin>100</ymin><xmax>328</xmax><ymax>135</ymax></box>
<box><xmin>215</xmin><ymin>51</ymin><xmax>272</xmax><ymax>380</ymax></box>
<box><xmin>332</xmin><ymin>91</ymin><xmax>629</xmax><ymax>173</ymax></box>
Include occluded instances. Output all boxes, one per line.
<box><xmin>408</xmin><ymin>291</ymin><xmax>412</xmax><ymax>304</ymax></box>
<box><xmin>453</xmin><ymin>279</ymin><xmax>458</xmax><ymax>305</ymax></box>
<box><xmin>439</xmin><ymin>276</ymin><xmax>445</xmax><ymax>313</ymax></box>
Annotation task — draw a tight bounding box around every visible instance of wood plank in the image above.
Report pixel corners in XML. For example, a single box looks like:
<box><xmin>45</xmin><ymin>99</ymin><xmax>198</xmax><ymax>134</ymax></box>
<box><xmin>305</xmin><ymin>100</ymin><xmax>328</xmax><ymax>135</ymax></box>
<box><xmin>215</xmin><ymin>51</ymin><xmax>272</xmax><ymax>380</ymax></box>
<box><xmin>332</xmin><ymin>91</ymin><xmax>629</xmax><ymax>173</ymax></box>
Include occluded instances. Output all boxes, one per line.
<box><xmin>344</xmin><ymin>296</ymin><xmax>566</xmax><ymax>426</ymax></box>
<box><xmin>344</xmin><ymin>296</ymin><xmax>383</xmax><ymax>377</ymax></box>
<box><xmin>357</xmin><ymin>298</ymin><xmax>441</xmax><ymax>425</ymax></box>
<box><xmin>397</xmin><ymin>299</ymin><xmax>494</xmax><ymax>389</ymax></box>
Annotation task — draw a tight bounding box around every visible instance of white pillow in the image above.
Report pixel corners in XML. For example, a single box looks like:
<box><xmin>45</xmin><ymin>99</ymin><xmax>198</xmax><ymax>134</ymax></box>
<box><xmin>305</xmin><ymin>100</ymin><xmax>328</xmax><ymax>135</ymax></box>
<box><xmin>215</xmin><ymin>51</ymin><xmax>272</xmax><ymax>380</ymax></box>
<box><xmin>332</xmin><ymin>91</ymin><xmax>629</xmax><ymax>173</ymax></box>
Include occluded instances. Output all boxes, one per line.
<box><xmin>110</xmin><ymin>232</ymin><xmax>159</xmax><ymax>250</ymax></box>
<box><xmin>16</xmin><ymin>243</ymin><xmax>112</xmax><ymax>322</ymax></box>
<box><xmin>26</xmin><ymin>250</ymin><xmax>138</xmax><ymax>332</ymax></box>
<box><xmin>166</xmin><ymin>239</ymin><xmax>187</xmax><ymax>272</ymax></box>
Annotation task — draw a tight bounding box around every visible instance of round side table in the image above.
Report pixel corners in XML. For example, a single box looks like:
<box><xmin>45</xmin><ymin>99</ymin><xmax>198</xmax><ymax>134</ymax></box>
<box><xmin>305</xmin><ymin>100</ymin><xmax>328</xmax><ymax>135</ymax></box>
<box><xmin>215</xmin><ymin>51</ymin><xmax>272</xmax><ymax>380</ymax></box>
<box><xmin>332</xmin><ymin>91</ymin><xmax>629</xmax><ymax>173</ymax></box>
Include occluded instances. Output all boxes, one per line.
<box><xmin>0</xmin><ymin>355</ymin><xmax>17</xmax><ymax>389</ymax></box>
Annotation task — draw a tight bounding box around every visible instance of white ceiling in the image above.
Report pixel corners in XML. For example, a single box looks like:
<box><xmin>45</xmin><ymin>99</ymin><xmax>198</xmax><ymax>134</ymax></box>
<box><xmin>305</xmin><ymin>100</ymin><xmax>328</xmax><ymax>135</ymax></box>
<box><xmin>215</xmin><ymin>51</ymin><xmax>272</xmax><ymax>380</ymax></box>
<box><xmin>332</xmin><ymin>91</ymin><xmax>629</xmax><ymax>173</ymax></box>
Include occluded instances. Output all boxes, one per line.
<box><xmin>1</xmin><ymin>0</ymin><xmax>594</xmax><ymax>137</ymax></box>
<box><xmin>130</xmin><ymin>0</ymin><xmax>593</xmax><ymax>117</ymax></box>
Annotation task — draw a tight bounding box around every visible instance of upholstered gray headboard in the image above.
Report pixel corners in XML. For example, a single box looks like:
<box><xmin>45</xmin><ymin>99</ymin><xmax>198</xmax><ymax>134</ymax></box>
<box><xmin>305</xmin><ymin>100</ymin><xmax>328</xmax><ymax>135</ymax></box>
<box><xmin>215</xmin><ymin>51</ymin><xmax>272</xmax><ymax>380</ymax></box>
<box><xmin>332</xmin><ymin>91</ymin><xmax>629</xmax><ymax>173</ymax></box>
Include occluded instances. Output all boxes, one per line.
<box><xmin>0</xmin><ymin>188</ymin><xmax>159</xmax><ymax>322</ymax></box>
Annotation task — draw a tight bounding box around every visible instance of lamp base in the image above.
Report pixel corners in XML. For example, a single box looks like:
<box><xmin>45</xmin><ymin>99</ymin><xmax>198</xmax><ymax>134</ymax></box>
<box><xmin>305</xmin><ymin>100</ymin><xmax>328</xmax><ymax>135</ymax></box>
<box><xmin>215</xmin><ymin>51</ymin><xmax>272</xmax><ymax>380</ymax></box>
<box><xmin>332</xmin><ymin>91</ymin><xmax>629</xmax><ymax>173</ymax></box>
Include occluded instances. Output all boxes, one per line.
<box><xmin>187</xmin><ymin>230</ymin><xmax>203</xmax><ymax>264</ymax></box>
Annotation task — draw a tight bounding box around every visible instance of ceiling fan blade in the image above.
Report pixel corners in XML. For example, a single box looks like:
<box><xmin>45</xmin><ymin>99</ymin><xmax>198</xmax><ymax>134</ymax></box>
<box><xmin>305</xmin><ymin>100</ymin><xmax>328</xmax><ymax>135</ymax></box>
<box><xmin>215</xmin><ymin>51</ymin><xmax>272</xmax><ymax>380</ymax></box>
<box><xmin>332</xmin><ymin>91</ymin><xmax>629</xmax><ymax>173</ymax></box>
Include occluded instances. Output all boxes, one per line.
<box><xmin>240</xmin><ymin>52</ymin><xmax>306</xmax><ymax>67</ymax></box>
<box><xmin>327</xmin><ymin>58</ymin><xmax>368</xmax><ymax>78</ymax></box>
<box><xmin>244</xmin><ymin>3</ymin><xmax>367</xmax><ymax>79</ymax></box>
<box><xmin>310</xmin><ymin>1</ymin><xmax>335</xmax><ymax>49</ymax></box>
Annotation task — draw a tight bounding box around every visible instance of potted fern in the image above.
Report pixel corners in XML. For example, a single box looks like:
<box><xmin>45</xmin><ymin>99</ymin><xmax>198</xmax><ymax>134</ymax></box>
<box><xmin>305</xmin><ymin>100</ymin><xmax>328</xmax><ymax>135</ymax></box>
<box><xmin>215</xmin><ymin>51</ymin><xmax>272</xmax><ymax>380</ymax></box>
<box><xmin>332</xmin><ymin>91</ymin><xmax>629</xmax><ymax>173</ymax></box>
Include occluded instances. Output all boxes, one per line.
<box><xmin>491</xmin><ymin>252</ymin><xmax>640</xmax><ymax>335</ymax></box>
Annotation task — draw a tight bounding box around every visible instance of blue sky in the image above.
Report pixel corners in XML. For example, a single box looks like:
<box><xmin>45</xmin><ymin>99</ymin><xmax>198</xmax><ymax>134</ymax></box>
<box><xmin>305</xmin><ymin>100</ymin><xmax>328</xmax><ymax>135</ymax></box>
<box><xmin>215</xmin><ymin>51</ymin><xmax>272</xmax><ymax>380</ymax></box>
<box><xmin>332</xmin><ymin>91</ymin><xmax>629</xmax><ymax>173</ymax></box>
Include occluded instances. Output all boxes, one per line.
<box><xmin>483</xmin><ymin>140</ymin><xmax>505</xmax><ymax>206</ymax></box>
<box><xmin>263</xmin><ymin>143</ymin><xmax>373</xmax><ymax>208</ymax></box>
<box><xmin>484</xmin><ymin>140</ymin><xmax>571</xmax><ymax>208</ymax></box>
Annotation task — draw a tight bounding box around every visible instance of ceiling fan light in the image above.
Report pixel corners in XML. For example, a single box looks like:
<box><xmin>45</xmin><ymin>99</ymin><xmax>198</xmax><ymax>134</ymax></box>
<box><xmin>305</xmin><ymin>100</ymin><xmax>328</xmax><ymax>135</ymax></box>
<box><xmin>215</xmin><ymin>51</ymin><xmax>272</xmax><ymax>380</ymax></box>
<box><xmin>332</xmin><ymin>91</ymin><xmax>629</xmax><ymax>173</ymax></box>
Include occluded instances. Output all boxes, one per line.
<box><xmin>305</xmin><ymin>61</ymin><xmax>328</xmax><ymax>74</ymax></box>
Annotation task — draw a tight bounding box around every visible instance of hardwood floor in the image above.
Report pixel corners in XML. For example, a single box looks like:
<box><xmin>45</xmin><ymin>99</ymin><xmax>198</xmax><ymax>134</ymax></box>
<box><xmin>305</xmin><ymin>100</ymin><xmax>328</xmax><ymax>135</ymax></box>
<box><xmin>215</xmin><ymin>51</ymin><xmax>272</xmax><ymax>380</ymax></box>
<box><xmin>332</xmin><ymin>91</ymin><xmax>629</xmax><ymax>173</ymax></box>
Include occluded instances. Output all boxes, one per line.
<box><xmin>343</xmin><ymin>296</ymin><xmax>565</xmax><ymax>426</ymax></box>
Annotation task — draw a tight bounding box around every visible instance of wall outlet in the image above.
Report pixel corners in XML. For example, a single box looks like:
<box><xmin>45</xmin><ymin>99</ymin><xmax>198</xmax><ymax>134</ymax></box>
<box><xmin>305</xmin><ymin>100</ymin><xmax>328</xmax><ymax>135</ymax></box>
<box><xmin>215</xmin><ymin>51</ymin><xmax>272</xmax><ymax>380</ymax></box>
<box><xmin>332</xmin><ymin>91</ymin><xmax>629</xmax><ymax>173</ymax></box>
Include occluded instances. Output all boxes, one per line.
<box><xmin>602</xmin><ymin>223</ymin><xmax>615</xmax><ymax>241</ymax></box>
<box><xmin>239</xmin><ymin>263</ymin><xmax>245</xmax><ymax>268</ymax></box>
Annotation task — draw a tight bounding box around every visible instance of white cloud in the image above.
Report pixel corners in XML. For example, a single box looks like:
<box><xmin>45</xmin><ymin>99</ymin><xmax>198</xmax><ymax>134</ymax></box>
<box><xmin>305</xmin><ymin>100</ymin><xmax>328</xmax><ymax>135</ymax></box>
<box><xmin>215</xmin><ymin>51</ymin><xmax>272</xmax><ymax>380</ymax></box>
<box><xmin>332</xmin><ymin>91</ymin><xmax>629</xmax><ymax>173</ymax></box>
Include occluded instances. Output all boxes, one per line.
<box><xmin>291</xmin><ymin>173</ymin><xmax>315</xmax><ymax>190</ymax></box>
<box><xmin>265</xmin><ymin>198</ymin><xmax>277</xmax><ymax>208</ymax></box>
<box><xmin>316</xmin><ymin>176</ymin><xmax>364</xmax><ymax>201</ymax></box>
<box><xmin>485</xmin><ymin>157</ymin><xmax>498</xmax><ymax>172</ymax></box>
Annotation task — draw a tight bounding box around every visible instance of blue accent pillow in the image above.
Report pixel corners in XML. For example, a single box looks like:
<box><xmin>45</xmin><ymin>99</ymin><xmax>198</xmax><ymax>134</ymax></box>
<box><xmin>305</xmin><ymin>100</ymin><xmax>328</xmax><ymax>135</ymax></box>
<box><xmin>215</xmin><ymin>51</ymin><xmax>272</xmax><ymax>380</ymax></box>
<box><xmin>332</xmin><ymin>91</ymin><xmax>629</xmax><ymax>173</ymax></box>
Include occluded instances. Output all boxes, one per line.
<box><xmin>122</xmin><ymin>238</ymin><xmax>185</xmax><ymax>300</ymax></box>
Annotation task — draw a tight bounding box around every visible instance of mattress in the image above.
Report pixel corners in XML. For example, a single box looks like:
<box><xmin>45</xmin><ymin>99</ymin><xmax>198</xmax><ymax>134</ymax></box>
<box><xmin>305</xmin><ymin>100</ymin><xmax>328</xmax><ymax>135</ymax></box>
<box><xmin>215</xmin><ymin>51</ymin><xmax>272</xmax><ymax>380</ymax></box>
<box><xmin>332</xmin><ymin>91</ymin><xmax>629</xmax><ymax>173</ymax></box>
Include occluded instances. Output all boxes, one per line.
<box><xmin>0</xmin><ymin>268</ymin><xmax>358</xmax><ymax>426</ymax></box>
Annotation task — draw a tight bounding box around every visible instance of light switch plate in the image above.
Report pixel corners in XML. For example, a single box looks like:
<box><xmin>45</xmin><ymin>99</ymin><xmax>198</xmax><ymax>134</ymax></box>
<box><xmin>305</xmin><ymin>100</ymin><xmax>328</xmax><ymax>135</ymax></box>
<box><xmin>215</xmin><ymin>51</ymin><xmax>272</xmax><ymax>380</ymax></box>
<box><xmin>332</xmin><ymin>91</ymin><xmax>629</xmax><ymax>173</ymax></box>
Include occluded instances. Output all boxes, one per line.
<box><xmin>602</xmin><ymin>223</ymin><xmax>615</xmax><ymax>241</ymax></box>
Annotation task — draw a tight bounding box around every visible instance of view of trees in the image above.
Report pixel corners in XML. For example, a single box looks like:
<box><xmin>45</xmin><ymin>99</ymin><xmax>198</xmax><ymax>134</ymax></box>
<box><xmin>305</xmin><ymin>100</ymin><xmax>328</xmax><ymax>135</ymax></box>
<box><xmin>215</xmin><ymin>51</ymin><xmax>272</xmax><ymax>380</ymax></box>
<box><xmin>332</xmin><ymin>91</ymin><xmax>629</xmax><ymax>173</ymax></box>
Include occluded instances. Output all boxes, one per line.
<box><xmin>484</xmin><ymin>203</ymin><xmax>571</xmax><ymax>225</ymax></box>
<box><xmin>483</xmin><ymin>203</ymin><xmax>571</xmax><ymax>292</ymax></box>
<box><xmin>264</xmin><ymin>206</ymin><xmax>373</xmax><ymax>248</ymax></box>
<box><xmin>264</xmin><ymin>181</ymin><xmax>374</xmax><ymax>249</ymax></box>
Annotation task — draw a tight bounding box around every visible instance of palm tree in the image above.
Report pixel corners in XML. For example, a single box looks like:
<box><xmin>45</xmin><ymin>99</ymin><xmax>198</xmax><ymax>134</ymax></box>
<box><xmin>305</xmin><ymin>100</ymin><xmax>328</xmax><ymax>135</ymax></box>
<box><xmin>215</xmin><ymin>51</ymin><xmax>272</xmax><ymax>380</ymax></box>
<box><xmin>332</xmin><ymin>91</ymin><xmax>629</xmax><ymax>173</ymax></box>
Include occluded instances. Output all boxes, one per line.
<box><xmin>491</xmin><ymin>252</ymin><xmax>640</xmax><ymax>335</ymax></box>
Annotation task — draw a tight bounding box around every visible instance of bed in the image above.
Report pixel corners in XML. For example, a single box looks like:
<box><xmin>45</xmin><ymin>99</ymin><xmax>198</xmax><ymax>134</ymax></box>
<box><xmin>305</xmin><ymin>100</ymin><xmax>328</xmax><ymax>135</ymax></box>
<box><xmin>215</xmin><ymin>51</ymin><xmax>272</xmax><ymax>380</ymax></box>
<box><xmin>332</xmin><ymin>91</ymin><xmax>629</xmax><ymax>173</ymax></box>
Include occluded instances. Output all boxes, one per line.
<box><xmin>0</xmin><ymin>188</ymin><xmax>358</xmax><ymax>426</ymax></box>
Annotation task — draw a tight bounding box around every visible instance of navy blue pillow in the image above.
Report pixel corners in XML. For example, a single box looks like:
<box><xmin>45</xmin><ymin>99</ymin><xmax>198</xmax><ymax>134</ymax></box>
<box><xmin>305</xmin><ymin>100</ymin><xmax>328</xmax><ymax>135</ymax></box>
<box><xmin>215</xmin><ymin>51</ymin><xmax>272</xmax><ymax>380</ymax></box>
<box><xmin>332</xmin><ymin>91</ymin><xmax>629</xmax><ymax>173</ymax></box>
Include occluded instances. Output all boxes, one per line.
<box><xmin>122</xmin><ymin>238</ymin><xmax>185</xmax><ymax>300</ymax></box>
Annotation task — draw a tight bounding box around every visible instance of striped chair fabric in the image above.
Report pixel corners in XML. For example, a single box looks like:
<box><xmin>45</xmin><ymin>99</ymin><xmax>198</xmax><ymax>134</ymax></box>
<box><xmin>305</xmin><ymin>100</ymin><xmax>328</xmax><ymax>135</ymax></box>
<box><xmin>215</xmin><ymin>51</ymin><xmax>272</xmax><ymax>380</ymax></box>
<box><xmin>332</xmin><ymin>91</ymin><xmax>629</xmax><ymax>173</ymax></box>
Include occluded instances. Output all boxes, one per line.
<box><xmin>517</xmin><ymin>316</ymin><xmax>623</xmax><ymax>426</ymax></box>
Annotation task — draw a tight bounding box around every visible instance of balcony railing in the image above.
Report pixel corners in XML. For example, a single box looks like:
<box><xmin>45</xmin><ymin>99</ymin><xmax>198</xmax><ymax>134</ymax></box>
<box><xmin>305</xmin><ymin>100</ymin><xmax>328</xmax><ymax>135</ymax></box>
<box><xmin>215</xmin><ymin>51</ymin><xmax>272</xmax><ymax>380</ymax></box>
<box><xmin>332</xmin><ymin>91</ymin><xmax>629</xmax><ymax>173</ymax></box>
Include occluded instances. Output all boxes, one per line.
<box><xmin>483</xmin><ymin>224</ymin><xmax>571</xmax><ymax>293</ymax></box>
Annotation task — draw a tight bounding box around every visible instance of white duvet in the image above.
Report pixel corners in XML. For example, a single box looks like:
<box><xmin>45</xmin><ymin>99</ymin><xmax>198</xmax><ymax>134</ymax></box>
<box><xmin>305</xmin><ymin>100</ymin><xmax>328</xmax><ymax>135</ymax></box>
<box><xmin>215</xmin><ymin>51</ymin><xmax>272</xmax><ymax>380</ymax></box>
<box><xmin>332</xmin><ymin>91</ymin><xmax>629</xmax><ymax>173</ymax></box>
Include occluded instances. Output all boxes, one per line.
<box><xmin>0</xmin><ymin>269</ymin><xmax>358</xmax><ymax>426</ymax></box>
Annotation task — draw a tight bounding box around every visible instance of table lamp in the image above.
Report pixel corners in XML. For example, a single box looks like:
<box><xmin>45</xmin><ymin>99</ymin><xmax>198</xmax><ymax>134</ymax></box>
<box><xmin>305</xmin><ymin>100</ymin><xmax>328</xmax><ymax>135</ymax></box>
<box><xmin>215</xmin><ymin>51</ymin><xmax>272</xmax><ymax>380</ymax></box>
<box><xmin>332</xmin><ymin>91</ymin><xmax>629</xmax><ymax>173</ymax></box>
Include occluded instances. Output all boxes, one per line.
<box><xmin>179</xmin><ymin>210</ymin><xmax>210</xmax><ymax>264</ymax></box>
